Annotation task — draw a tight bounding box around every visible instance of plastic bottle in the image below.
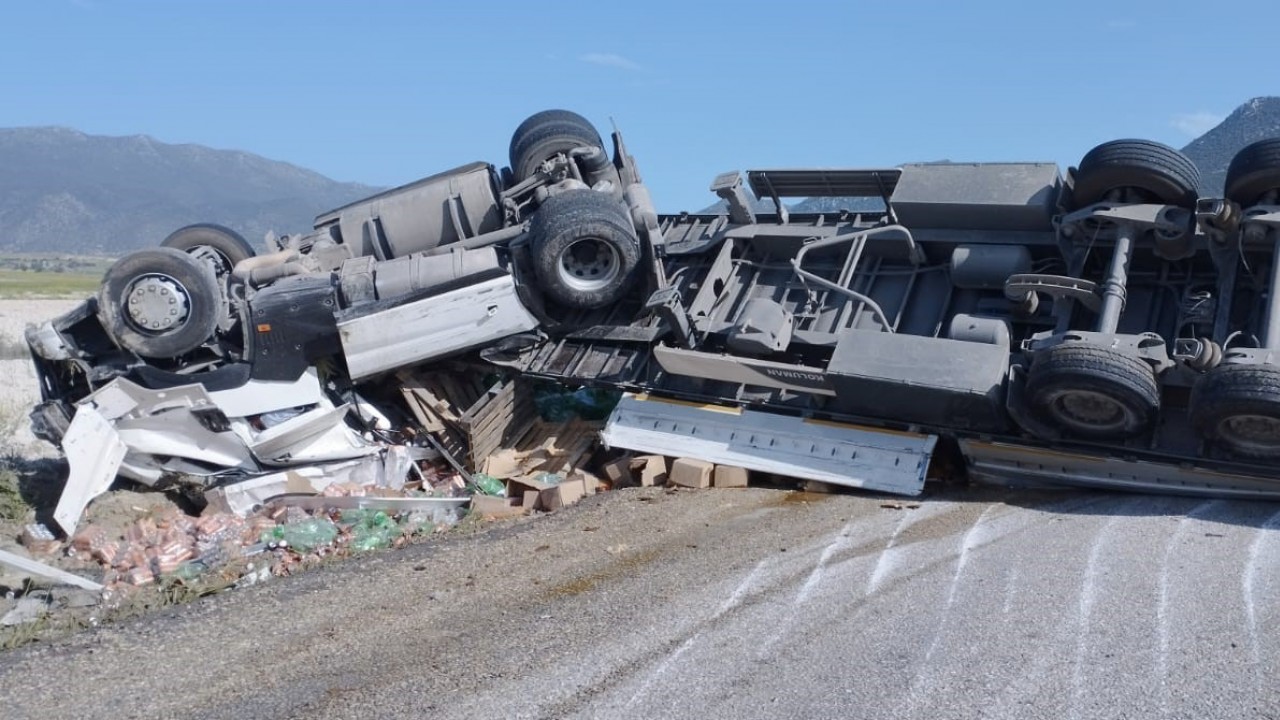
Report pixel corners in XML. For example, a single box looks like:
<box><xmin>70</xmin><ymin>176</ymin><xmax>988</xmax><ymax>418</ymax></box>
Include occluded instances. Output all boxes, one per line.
<box><xmin>469</xmin><ymin>473</ymin><xmax>506</xmax><ymax>496</ymax></box>
<box><xmin>266</xmin><ymin>518</ymin><xmax>339</xmax><ymax>553</ymax></box>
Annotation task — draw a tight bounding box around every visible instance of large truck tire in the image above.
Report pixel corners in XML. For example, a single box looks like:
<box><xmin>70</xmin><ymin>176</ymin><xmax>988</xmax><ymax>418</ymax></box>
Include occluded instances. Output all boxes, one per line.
<box><xmin>1025</xmin><ymin>343</ymin><xmax>1161</xmax><ymax>439</ymax></box>
<box><xmin>161</xmin><ymin>223</ymin><xmax>256</xmax><ymax>273</ymax></box>
<box><xmin>1071</xmin><ymin>139</ymin><xmax>1200</xmax><ymax>209</ymax></box>
<box><xmin>529</xmin><ymin>189</ymin><xmax>640</xmax><ymax>310</ymax></box>
<box><xmin>97</xmin><ymin>247</ymin><xmax>221</xmax><ymax>359</ymax></box>
<box><xmin>1225</xmin><ymin>138</ymin><xmax>1280</xmax><ymax>207</ymax></box>
<box><xmin>509</xmin><ymin>109</ymin><xmax>605</xmax><ymax>182</ymax></box>
<box><xmin>1190</xmin><ymin>363</ymin><xmax>1280</xmax><ymax>459</ymax></box>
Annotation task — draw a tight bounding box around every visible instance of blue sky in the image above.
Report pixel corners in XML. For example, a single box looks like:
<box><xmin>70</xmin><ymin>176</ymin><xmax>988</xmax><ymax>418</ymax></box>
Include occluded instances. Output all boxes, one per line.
<box><xmin>2</xmin><ymin>0</ymin><xmax>1276</xmax><ymax>210</ymax></box>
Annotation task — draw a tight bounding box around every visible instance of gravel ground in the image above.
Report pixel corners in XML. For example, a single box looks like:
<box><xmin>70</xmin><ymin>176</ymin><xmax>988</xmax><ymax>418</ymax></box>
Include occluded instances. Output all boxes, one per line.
<box><xmin>0</xmin><ymin>298</ymin><xmax>80</xmax><ymax>456</ymax></box>
<box><xmin>0</xmin><ymin>298</ymin><xmax>82</xmax><ymax>348</ymax></box>
<box><xmin>1</xmin><ymin>483</ymin><xmax>1278</xmax><ymax>719</ymax></box>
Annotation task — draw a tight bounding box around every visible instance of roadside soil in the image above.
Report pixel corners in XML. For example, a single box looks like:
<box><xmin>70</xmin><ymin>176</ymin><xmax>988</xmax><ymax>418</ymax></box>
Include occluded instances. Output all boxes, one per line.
<box><xmin>0</xmin><ymin>297</ymin><xmax>81</xmax><ymax>456</ymax></box>
<box><xmin>3</xmin><ymin>484</ymin><xmax>1277</xmax><ymax>720</ymax></box>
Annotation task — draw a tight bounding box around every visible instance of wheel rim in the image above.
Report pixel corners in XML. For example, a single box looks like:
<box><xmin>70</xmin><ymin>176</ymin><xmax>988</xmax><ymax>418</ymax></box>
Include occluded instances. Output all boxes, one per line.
<box><xmin>557</xmin><ymin>237</ymin><xmax>620</xmax><ymax>292</ymax></box>
<box><xmin>1215</xmin><ymin>413</ymin><xmax>1280</xmax><ymax>455</ymax></box>
<box><xmin>1043</xmin><ymin>388</ymin><xmax>1136</xmax><ymax>435</ymax></box>
<box><xmin>123</xmin><ymin>273</ymin><xmax>192</xmax><ymax>335</ymax></box>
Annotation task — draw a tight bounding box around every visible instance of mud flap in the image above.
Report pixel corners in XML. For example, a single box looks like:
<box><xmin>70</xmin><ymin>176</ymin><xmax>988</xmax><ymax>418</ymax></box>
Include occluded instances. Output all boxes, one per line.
<box><xmin>601</xmin><ymin>393</ymin><xmax>936</xmax><ymax>496</ymax></box>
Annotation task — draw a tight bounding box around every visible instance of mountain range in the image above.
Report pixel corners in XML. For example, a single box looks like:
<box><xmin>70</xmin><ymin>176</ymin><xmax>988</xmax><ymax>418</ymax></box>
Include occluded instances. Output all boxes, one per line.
<box><xmin>0</xmin><ymin>128</ymin><xmax>379</xmax><ymax>254</ymax></box>
<box><xmin>3</xmin><ymin>98</ymin><xmax>1280</xmax><ymax>254</ymax></box>
<box><xmin>1180</xmin><ymin>97</ymin><xmax>1280</xmax><ymax>194</ymax></box>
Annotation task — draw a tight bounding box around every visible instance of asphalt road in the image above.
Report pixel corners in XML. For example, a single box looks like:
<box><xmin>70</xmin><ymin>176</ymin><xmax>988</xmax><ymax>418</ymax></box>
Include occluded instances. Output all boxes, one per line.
<box><xmin>3</xmin><ymin>483</ymin><xmax>1280</xmax><ymax>719</ymax></box>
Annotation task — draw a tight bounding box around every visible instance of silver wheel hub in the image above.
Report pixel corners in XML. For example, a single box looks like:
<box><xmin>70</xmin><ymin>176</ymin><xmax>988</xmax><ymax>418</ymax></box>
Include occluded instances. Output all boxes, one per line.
<box><xmin>1048</xmin><ymin>389</ymin><xmax>1131</xmax><ymax>433</ymax></box>
<box><xmin>125</xmin><ymin>274</ymin><xmax>190</xmax><ymax>333</ymax></box>
<box><xmin>558</xmin><ymin>238</ymin><xmax>619</xmax><ymax>292</ymax></box>
<box><xmin>1218</xmin><ymin>413</ymin><xmax>1280</xmax><ymax>452</ymax></box>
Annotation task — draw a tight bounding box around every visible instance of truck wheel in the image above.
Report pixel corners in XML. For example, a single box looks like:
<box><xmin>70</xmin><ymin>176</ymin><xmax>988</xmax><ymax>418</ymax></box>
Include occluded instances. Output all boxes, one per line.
<box><xmin>1071</xmin><ymin>139</ymin><xmax>1200</xmax><ymax>209</ymax></box>
<box><xmin>1025</xmin><ymin>343</ymin><xmax>1160</xmax><ymax>439</ymax></box>
<box><xmin>97</xmin><ymin>247</ymin><xmax>221</xmax><ymax>359</ymax></box>
<box><xmin>529</xmin><ymin>189</ymin><xmax>640</xmax><ymax>310</ymax></box>
<box><xmin>509</xmin><ymin>109</ymin><xmax>604</xmax><ymax>182</ymax></box>
<box><xmin>161</xmin><ymin>223</ymin><xmax>255</xmax><ymax>273</ymax></box>
<box><xmin>1225</xmin><ymin>139</ymin><xmax>1280</xmax><ymax>207</ymax></box>
<box><xmin>1190</xmin><ymin>363</ymin><xmax>1280</xmax><ymax>458</ymax></box>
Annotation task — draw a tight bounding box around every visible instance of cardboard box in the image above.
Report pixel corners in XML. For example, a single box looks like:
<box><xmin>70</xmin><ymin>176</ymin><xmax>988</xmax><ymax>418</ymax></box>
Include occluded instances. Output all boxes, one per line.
<box><xmin>540</xmin><ymin>475</ymin><xmax>588</xmax><ymax>511</ymax></box>
<box><xmin>570</xmin><ymin>469</ymin><xmax>602</xmax><ymax>495</ymax></box>
<box><xmin>713</xmin><ymin>464</ymin><xmax>749</xmax><ymax>489</ymax></box>
<box><xmin>482</xmin><ymin>447</ymin><xmax>525</xmax><ymax>478</ymax></box>
<box><xmin>470</xmin><ymin>494</ymin><xmax>526</xmax><ymax>519</ymax></box>
<box><xmin>602</xmin><ymin>457</ymin><xmax>636</xmax><ymax>488</ymax></box>
<box><xmin>670</xmin><ymin>457</ymin><xmax>713</xmax><ymax>488</ymax></box>
<box><xmin>632</xmin><ymin>455</ymin><xmax>669</xmax><ymax>487</ymax></box>
<box><xmin>506</xmin><ymin>474</ymin><xmax>560</xmax><ymax>511</ymax></box>
<box><xmin>521</xmin><ymin>490</ymin><xmax>541</xmax><ymax>510</ymax></box>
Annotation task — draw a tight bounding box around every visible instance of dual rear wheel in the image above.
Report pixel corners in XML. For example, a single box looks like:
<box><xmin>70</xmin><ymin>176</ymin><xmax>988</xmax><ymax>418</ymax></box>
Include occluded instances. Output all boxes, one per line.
<box><xmin>510</xmin><ymin>109</ymin><xmax>641</xmax><ymax>310</ymax></box>
<box><xmin>1023</xmin><ymin>139</ymin><xmax>1189</xmax><ymax>442</ymax></box>
<box><xmin>1022</xmin><ymin>138</ymin><xmax>1280</xmax><ymax>458</ymax></box>
<box><xmin>1190</xmin><ymin>139</ymin><xmax>1280</xmax><ymax>459</ymax></box>
<box><xmin>1191</xmin><ymin>364</ymin><xmax>1280</xmax><ymax>459</ymax></box>
<box><xmin>1023</xmin><ymin>346</ymin><xmax>1280</xmax><ymax>459</ymax></box>
<box><xmin>1025</xmin><ymin>343</ymin><xmax>1160</xmax><ymax>441</ymax></box>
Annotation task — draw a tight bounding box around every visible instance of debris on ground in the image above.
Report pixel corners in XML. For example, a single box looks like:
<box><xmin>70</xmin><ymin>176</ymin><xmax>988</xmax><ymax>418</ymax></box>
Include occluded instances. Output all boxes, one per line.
<box><xmin>0</xmin><ymin>548</ymin><xmax>104</xmax><ymax>592</ymax></box>
<box><xmin>1</xmin><ymin>357</ymin><xmax>788</xmax><ymax>639</ymax></box>
<box><xmin>1</xmin><ymin>592</ymin><xmax>50</xmax><ymax>626</ymax></box>
<box><xmin>20</xmin><ymin>523</ymin><xmax>60</xmax><ymax>555</ymax></box>
<box><xmin>87</xmin><ymin>469</ymin><xmax>471</xmax><ymax>594</ymax></box>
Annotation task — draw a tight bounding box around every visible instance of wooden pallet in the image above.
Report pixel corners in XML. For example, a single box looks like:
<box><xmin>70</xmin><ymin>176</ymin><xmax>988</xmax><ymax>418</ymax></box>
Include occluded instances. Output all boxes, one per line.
<box><xmin>458</xmin><ymin>377</ymin><xmax>537</xmax><ymax>471</ymax></box>
<box><xmin>397</xmin><ymin>368</ymin><xmax>491</xmax><ymax>466</ymax></box>
<box><xmin>495</xmin><ymin>417</ymin><xmax>603</xmax><ymax>479</ymax></box>
<box><xmin>398</xmin><ymin>368</ymin><xmax>602</xmax><ymax>477</ymax></box>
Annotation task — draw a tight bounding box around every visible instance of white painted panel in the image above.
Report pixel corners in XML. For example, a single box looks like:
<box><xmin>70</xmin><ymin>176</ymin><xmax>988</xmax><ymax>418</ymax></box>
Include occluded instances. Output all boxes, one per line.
<box><xmin>54</xmin><ymin>406</ymin><xmax>128</xmax><ymax>535</ymax></box>
<box><xmin>338</xmin><ymin>275</ymin><xmax>540</xmax><ymax>380</ymax></box>
<box><xmin>209</xmin><ymin>368</ymin><xmax>322</xmax><ymax>418</ymax></box>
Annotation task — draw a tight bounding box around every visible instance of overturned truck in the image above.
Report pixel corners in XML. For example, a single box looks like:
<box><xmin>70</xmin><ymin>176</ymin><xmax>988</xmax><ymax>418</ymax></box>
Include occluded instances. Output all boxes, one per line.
<box><xmin>25</xmin><ymin>109</ymin><xmax>1280</xmax><ymax>532</ymax></box>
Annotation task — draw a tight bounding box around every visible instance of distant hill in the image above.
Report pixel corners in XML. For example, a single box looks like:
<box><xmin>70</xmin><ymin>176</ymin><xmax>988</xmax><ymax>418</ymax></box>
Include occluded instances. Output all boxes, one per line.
<box><xmin>698</xmin><ymin>97</ymin><xmax>1280</xmax><ymax>215</ymax></box>
<box><xmin>1180</xmin><ymin>97</ymin><xmax>1280</xmax><ymax>194</ymax></box>
<box><xmin>0</xmin><ymin>128</ymin><xmax>380</xmax><ymax>255</ymax></box>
